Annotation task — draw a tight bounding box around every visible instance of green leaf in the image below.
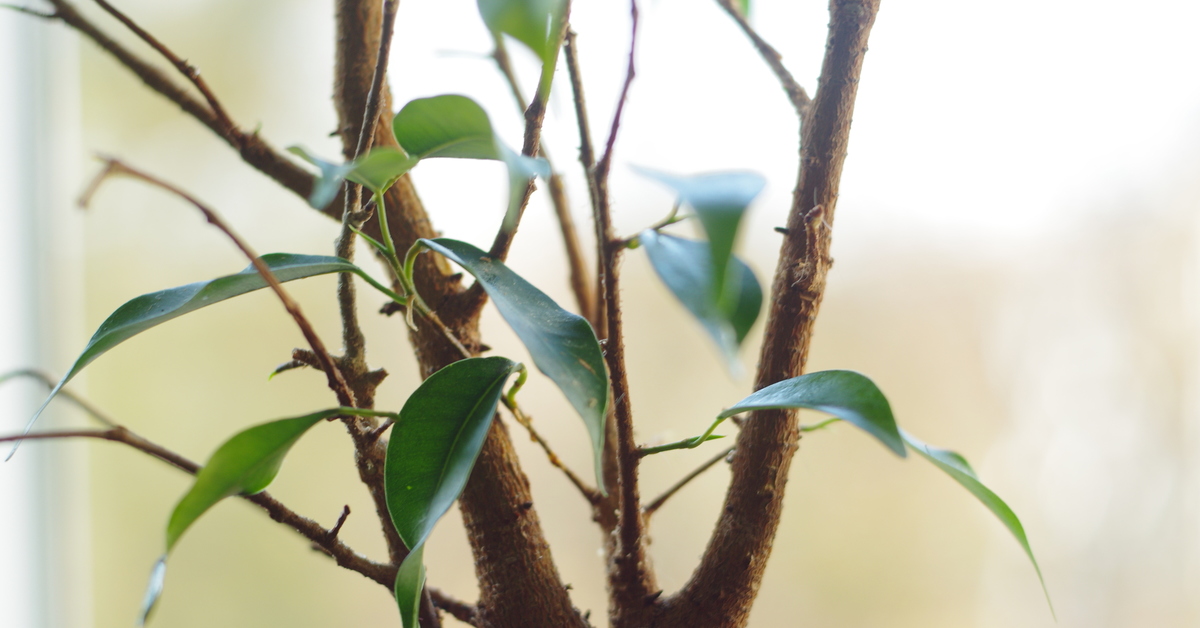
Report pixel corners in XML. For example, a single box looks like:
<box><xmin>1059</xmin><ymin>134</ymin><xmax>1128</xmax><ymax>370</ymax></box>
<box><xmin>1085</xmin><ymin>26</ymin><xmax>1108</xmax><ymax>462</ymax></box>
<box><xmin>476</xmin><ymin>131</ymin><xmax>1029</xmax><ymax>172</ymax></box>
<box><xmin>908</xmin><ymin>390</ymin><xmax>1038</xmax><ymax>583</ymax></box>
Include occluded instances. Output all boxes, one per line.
<box><xmin>419</xmin><ymin>238</ymin><xmax>610</xmax><ymax>489</ymax></box>
<box><xmin>386</xmin><ymin>357</ymin><xmax>518</xmax><ymax>549</ymax></box>
<box><xmin>289</xmin><ymin>145</ymin><xmax>418</xmax><ymax>204</ymax></box>
<box><xmin>719</xmin><ymin>370</ymin><xmax>906</xmax><ymax>457</ymax></box>
<box><xmin>739</xmin><ymin>0</ymin><xmax>751</xmax><ymax>16</ymax></box>
<box><xmin>167</xmin><ymin>409</ymin><xmax>337</xmax><ymax>550</ymax></box>
<box><xmin>394</xmin><ymin>543</ymin><xmax>427</xmax><ymax>628</ymax></box>
<box><xmin>393</xmin><ymin>95</ymin><xmax>549</xmax><ymax>232</ymax></box>
<box><xmin>639</xmin><ymin>230</ymin><xmax>761</xmax><ymax>372</ymax></box>
<box><xmin>476</xmin><ymin>0</ymin><xmax>566</xmax><ymax>64</ymax></box>
<box><xmin>901</xmin><ymin>430</ymin><xmax>1053</xmax><ymax>616</ymax></box>
<box><xmin>345</xmin><ymin>147</ymin><xmax>420</xmax><ymax>194</ymax></box>
<box><xmin>633</xmin><ymin>168</ymin><xmax>766</xmax><ymax>307</ymax></box>
<box><xmin>8</xmin><ymin>254</ymin><xmax>363</xmax><ymax>461</ymax></box>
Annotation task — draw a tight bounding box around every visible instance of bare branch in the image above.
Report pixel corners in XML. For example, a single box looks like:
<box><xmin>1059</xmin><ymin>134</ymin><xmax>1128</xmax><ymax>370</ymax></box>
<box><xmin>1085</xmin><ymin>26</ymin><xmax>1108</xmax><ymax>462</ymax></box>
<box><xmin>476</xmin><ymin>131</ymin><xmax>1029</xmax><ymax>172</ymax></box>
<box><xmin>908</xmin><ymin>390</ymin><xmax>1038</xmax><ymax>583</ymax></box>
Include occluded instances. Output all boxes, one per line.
<box><xmin>714</xmin><ymin>0</ymin><xmax>811</xmax><ymax>117</ymax></box>
<box><xmin>428</xmin><ymin>588</ymin><xmax>480</xmax><ymax>626</ymax></box>
<box><xmin>0</xmin><ymin>427</ymin><xmax>396</xmax><ymax>587</ymax></box>
<box><xmin>502</xmin><ymin>403</ymin><xmax>601</xmax><ymax>505</ymax></box>
<box><xmin>90</xmin><ymin>0</ymin><xmax>241</xmax><ymax>145</ymax></box>
<box><xmin>0</xmin><ymin>369</ymin><xmax>118</xmax><ymax>427</ymax></box>
<box><xmin>642</xmin><ymin>446</ymin><xmax>734</xmax><ymax>518</ymax></box>
<box><xmin>80</xmin><ymin>157</ymin><xmax>357</xmax><ymax>409</ymax></box>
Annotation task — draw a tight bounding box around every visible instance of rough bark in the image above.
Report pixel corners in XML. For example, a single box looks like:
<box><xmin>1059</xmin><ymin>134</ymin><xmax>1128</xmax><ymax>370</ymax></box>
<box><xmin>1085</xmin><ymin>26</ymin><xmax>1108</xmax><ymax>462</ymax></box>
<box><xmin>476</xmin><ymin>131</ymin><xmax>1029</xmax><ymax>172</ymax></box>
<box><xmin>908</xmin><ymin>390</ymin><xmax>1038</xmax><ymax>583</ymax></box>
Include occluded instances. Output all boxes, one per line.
<box><xmin>332</xmin><ymin>3</ymin><xmax>586</xmax><ymax>627</ymax></box>
<box><xmin>654</xmin><ymin>1</ymin><xmax>882</xmax><ymax>625</ymax></box>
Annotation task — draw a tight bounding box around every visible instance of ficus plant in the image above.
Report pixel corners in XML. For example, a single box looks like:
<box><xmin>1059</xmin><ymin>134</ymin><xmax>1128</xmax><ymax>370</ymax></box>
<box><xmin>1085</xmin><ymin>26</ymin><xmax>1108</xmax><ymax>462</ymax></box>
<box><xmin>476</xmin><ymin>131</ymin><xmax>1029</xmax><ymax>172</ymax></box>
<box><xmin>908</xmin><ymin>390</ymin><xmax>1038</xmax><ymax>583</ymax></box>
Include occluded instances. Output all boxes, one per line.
<box><xmin>1</xmin><ymin>0</ymin><xmax>1052</xmax><ymax>626</ymax></box>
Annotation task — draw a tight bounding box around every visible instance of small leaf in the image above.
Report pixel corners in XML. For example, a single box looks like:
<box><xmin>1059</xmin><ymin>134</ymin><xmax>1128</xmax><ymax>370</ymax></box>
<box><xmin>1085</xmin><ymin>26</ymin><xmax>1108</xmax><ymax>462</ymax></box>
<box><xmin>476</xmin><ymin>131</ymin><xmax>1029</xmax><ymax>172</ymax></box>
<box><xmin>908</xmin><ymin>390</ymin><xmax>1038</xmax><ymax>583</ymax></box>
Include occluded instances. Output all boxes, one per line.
<box><xmin>167</xmin><ymin>409</ymin><xmax>338</xmax><ymax>550</ymax></box>
<box><xmin>9</xmin><ymin>254</ymin><xmax>362</xmax><ymax>460</ymax></box>
<box><xmin>633</xmin><ymin>168</ymin><xmax>766</xmax><ymax>306</ymax></box>
<box><xmin>719</xmin><ymin>370</ymin><xmax>906</xmax><ymax>457</ymax></box>
<box><xmin>386</xmin><ymin>357</ymin><xmax>518</xmax><ymax>549</ymax></box>
<box><xmin>394</xmin><ymin>543</ymin><xmax>427</xmax><ymax>628</ymax></box>
<box><xmin>901</xmin><ymin>430</ymin><xmax>1053</xmax><ymax>616</ymax></box>
<box><xmin>393</xmin><ymin>95</ymin><xmax>548</xmax><ymax>231</ymax></box>
<box><xmin>639</xmin><ymin>231</ymin><xmax>761</xmax><ymax>372</ymax></box>
<box><xmin>288</xmin><ymin>145</ymin><xmax>356</xmax><ymax>208</ymax></box>
<box><xmin>476</xmin><ymin>0</ymin><xmax>566</xmax><ymax>64</ymax></box>
<box><xmin>419</xmin><ymin>238</ymin><xmax>610</xmax><ymax>489</ymax></box>
<box><xmin>345</xmin><ymin>147</ymin><xmax>420</xmax><ymax>194</ymax></box>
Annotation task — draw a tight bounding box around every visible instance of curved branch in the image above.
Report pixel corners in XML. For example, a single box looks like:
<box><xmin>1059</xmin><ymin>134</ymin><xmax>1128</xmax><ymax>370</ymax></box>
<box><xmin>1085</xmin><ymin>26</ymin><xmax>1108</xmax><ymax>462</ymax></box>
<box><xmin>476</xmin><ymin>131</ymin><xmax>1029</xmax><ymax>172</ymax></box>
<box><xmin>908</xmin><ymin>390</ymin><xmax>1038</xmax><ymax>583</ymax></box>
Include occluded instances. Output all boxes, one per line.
<box><xmin>713</xmin><ymin>0</ymin><xmax>811</xmax><ymax>117</ymax></box>
<box><xmin>658</xmin><ymin>1</ymin><xmax>882</xmax><ymax>625</ymax></box>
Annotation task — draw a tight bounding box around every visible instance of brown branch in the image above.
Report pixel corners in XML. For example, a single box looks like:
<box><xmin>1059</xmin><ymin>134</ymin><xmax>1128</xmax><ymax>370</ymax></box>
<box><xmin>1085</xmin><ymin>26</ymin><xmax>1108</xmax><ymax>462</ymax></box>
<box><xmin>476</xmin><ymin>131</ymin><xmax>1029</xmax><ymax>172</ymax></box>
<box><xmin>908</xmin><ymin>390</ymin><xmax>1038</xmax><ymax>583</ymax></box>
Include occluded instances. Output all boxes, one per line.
<box><xmin>713</xmin><ymin>0</ymin><xmax>811</xmax><ymax>117</ymax></box>
<box><xmin>81</xmin><ymin>157</ymin><xmax>356</xmax><ymax>409</ymax></box>
<box><xmin>90</xmin><ymin>0</ymin><xmax>241</xmax><ymax>145</ymax></box>
<box><xmin>642</xmin><ymin>446</ymin><xmax>734</xmax><ymax>518</ymax></box>
<box><xmin>428</xmin><ymin>588</ymin><xmax>479</xmax><ymax>626</ymax></box>
<box><xmin>586</xmin><ymin>3</ymin><xmax>657</xmax><ymax>626</ymax></box>
<box><xmin>503</xmin><ymin>403</ymin><xmax>601</xmax><ymax>505</ymax></box>
<box><xmin>491</xmin><ymin>38</ymin><xmax>597</xmax><ymax>325</ymax></box>
<box><xmin>657</xmin><ymin>1</ymin><xmax>882</xmax><ymax>625</ymax></box>
<box><xmin>37</xmin><ymin>0</ymin><xmax>320</xmax><ymax>207</ymax></box>
<box><xmin>0</xmin><ymin>428</ymin><xmax>396</xmax><ymax>587</ymax></box>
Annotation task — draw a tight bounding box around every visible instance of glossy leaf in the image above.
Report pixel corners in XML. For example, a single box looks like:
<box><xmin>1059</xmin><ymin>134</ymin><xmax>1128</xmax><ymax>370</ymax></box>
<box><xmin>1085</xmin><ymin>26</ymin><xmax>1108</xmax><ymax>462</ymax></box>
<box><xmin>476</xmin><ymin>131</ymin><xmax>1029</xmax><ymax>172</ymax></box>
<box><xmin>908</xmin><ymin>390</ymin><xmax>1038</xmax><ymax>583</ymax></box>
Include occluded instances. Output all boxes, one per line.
<box><xmin>167</xmin><ymin>409</ymin><xmax>336</xmax><ymax>550</ymax></box>
<box><xmin>477</xmin><ymin>0</ymin><xmax>565</xmax><ymax>64</ymax></box>
<box><xmin>640</xmin><ymin>230</ymin><xmax>761</xmax><ymax>372</ymax></box>
<box><xmin>9</xmin><ymin>254</ymin><xmax>363</xmax><ymax>460</ymax></box>
<box><xmin>633</xmin><ymin>168</ymin><xmax>766</xmax><ymax>305</ymax></box>
<box><xmin>288</xmin><ymin>145</ymin><xmax>356</xmax><ymax>208</ymax></box>
<box><xmin>393</xmin><ymin>95</ymin><xmax>548</xmax><ymax>231</ymax></box>
<box><xmin>902</xmin><ymin>430</ymin><xmax>1053</xmax><ymax>613</ymax></box>
<box><xmin>419</xmin><ymin>238</ymin><xmax>610</xmax><ymax>488</ymax></box>
<box><xmin>394</xmin><ymin>543</ymin><xmax>427</xmax><ymax>628</ymax></box>
<box><xmin>719</xmin><ymin>370</ymin><xmax>906</xmax><ymax>457</ymax></box>
<box><xmin>386</xmin><ymin>357</ymin><xmax>518</xmax><ymax>549</ymax></box>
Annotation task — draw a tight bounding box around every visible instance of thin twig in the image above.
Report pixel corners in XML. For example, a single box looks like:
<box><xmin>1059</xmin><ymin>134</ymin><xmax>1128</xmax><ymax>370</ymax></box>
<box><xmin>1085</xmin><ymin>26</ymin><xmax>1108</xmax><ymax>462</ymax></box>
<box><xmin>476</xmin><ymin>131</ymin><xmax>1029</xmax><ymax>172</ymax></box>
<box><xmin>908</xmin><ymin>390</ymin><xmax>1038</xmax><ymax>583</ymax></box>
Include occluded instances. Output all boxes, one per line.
<box><xmin>591</xmin><ymin>1</ymin><xmax>657</xmax><ymax>618</ymax></box>
<box><xmin>492</xmin><ymin>39</ymin><xmax>597</xmax><ymax>324</ymax></box>
<box><xmin>428</xmin><ymin>587</ymin><xmax>480</xmax><ymax>626</ymax></box>
<box><xmin>643</xmin><ymin>446</ymin><xmax>735</xmax><ymax>517</ymax></box>
<box><xmin>1</xmin><ymin>3</ymin><xmax>55</xmax><ymax>18</ymax></box>
<box><xmin>503</xmin><ymin>402</ymin><xmax>601</xmax><ymax>505</ymax></box>
<box><xmin>713</xmin><ymin>0</ymin><xmax>811</xmax><ymax>117</ymax></box>
<box><xmin>80</xmin><ymin>157</ymin><xmax>356</xmax><ymax>409</ymax></box>
<box><xmin>0</xmin><ymin>369</ymin><xmax>118</xmax><ymax>427</ymax></box>
<box><xmin>0</xmin><ymin>428</ymin><xmax>397</xmax><ymax>587</ymax></box>
<box><xmin>326</xmin><ymin>505</ymin><xmax>352</xmax><ymax>542</ymax></box>
<box><xmin>90</xmin><ymin>0</ymin><xmax>242</xmax><ymax>146</ymax></box>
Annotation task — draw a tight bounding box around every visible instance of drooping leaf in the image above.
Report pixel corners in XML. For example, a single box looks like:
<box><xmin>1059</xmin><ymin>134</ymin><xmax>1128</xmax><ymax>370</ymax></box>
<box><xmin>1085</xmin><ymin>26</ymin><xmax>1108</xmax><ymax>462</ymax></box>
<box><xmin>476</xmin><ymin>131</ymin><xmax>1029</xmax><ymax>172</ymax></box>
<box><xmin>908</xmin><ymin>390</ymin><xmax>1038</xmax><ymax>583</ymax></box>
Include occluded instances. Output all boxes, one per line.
<box><xmin>419</xmin><ymin>238</ymin><xmax>610</xmax><ymax>489</ymax></box>
<box><xmin>393</xmin><ymin>95</ymin><xmax>548</xmax><ymax>232</ymax></box>
<box><xmin>9</xmin><ymin>255</ymin><xmax>364</xmax><ymax>460</ymax></box>
<box><xmin>138</xmin><ymin>558</ymin><xmax>167</xmax><ymax>626</ymax></box>
<box><xmin>394</xmin><ymin>543</ymin><xmax>427</xmax><ymax>628</ymax></box>
<box><xmin>476</xmin><ymin>0</ymin><xmax>566</xmax><ymax>64</ymax></box>
<box><xmin>167</xmin><ymin>409</ymin><xmax>338</xmax><ymax>550</ymax></box>
<box><xmin>719</xmin><ymin>370</ymin><xmax>906</xmax><ymax>457</ymax></box>
<box><xmin>289</xmin><ymin>145</ymin><xmax>418</xmax><ymax>206</ymax></box>
<box><xmin>901</xmin><ymin>430</ymin><xmax>1053</xmax><ymax>614</ymax></box>
<box><xmin>386</xmin><ymin>357</ymin><xmax>518</xmax><ymax>549</ymax></box>
<box><xmin>640</xmin><ymin>230</ymin><xmax>761</xmax><ymax>372</ymax></box>
<box><xmin>633</xmin><ymin>168</ymin><xmax>766</xmax><ymax>306</ymax></box>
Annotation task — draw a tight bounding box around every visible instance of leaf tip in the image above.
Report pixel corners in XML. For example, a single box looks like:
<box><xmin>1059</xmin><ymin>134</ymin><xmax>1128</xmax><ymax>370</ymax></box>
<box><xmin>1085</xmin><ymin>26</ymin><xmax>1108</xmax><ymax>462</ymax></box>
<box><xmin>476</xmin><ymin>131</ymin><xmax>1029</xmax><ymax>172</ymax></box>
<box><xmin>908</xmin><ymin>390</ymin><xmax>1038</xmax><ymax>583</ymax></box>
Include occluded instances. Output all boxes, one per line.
<box><xmin>138</xmin><ymin>557</ymin><xmax>167</xmax><ymax>626</ymax></box>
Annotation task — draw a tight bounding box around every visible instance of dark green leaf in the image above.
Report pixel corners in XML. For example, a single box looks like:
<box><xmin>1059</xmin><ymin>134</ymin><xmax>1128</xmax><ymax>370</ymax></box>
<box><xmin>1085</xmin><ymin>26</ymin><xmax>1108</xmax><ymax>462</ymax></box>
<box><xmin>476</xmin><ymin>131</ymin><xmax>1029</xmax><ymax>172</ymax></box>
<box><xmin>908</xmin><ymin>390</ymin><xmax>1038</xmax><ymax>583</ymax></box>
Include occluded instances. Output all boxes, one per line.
<box><xmin>288</xmin><ymin>145</ymin><xmax>355</xmax><ymax>208</ymax></box>
<box><xmin>901</xmin><ymin>430</ymin><xmax>1053</xmax><ymax>615</ymax></box>
<box><xmin>394</xmin><ymin>543</ymin><xmax>427</xmax><ymax>628</ymax></box>
<box><xmin>420</xmin><ymin>238</ymin><xmax>610</xmax><ymax>488</ymax></box>
<box><xmin>719</xmin><ymin>370</ymin><xmax>906</xmax><ymax>457</ymax></box>
<box><xmin>9</xmin><ymin>254</ymin><xmax>362</xmax><ymax>460</ymax></box>
<box><xmin>476</xmin><ymin>0</ymin><xmax>566</xmax><ymax>64</ymax></box>
<box><xmin>640</xmin><ymin>231</ymin><xmax>761</xmax><ymax>372</ymax></box>
<box><xmin>386</xmin><ymin>357</ymin><xmax>518</xmax><ymax>549</ymax></box>
<box><xmin>393</xmin><ymin>95</ymin><xmax>548</xmax><ymax>230</ymax></box>
<box><xmin>167</xmin><ymin>409</ymin><xmax>337</xmax><ymax>550</ymax></box>
<box><xmin>633</xmin><ymin>168</ymin><xmax>766</xmax><ymax>306</ymax></box>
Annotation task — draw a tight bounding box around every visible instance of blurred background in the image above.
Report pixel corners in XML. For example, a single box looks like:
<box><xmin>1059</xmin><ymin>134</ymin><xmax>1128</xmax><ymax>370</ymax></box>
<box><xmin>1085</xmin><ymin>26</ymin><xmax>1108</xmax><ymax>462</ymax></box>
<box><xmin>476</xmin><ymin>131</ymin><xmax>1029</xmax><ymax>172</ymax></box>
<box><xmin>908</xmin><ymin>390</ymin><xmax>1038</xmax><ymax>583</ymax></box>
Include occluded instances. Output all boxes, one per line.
<box><xmin>2</xmin><ymin>0</ymin><xmax>1198</xmax><ymax>626</ymax></box>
